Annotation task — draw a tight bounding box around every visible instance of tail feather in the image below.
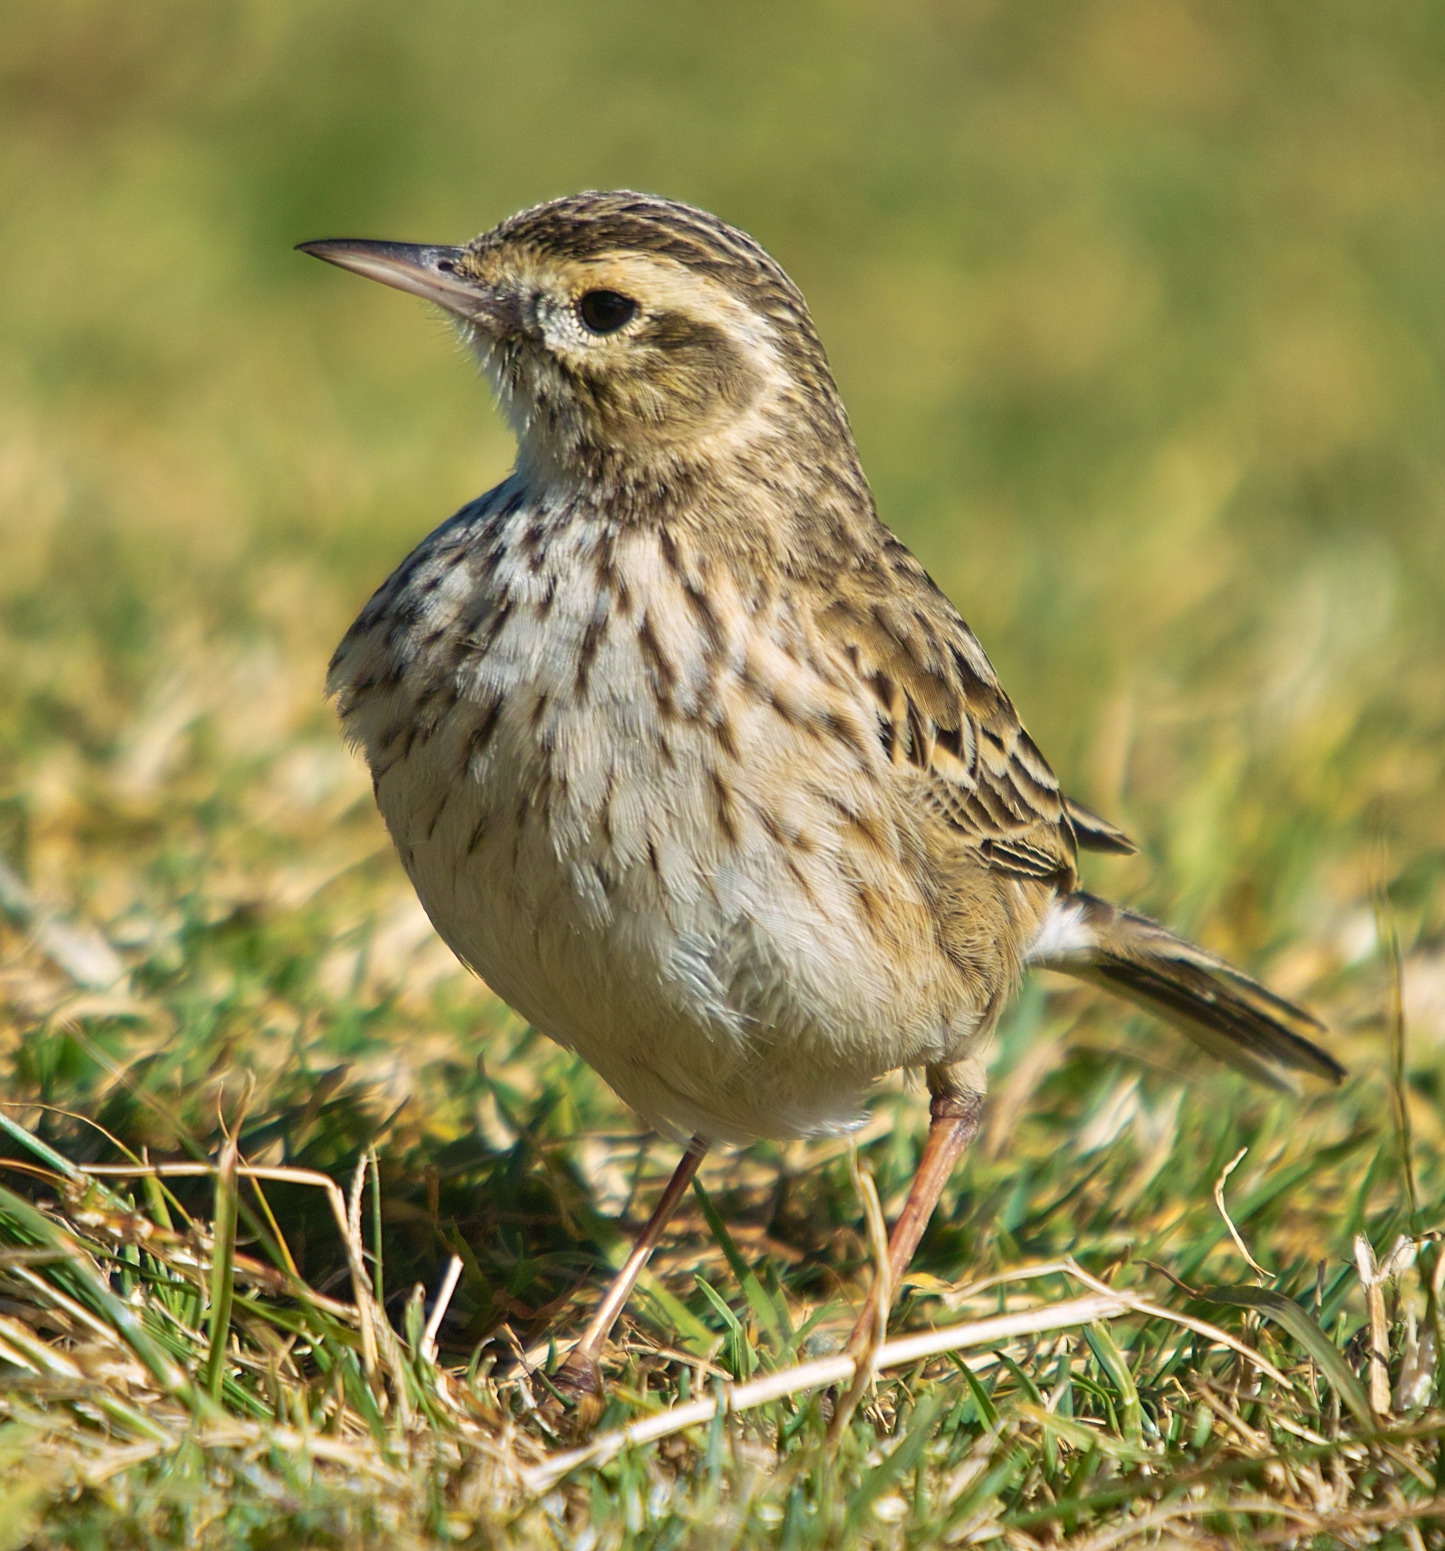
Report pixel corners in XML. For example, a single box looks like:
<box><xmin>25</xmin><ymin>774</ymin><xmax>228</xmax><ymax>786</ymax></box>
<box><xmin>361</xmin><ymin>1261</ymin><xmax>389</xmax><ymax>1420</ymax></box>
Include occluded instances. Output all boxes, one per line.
<box><xmin>1030</xmin><ymin>892</ymin><xmax>1344</xmax><ymax>1091</ymax></box>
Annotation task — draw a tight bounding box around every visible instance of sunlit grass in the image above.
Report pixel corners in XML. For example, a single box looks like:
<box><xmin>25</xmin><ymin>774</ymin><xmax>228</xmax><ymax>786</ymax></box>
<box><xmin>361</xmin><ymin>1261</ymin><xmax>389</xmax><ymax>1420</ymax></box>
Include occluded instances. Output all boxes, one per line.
<box><xmin>2</xmin><ymin>0</ymin><xmax>1444</xmax><ymax>1544</ymax></box>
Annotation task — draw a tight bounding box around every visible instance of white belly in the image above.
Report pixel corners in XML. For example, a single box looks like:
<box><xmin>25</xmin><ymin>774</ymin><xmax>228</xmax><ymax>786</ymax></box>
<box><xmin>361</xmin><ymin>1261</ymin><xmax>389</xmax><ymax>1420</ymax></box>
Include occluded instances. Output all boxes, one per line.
<box><xmin>333</xmin><ymin>500</ymin><xmax>976</xmax><ymax>1142</ymax></box>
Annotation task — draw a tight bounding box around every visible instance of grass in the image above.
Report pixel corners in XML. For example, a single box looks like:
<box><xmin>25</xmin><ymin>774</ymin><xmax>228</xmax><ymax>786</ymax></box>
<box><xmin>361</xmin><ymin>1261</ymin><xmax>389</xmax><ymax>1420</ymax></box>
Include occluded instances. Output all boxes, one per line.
<box><xmin>3</xmin><ymin>0</ymin><xmax>1445</xmax><ymax>1544</ymax></box>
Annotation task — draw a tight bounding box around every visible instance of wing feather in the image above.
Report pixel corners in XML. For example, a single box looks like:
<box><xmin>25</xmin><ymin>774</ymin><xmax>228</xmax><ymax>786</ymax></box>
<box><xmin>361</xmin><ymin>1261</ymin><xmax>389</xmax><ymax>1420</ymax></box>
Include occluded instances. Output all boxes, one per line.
<box><xmin>817</xmin><ymin>555</ymin><xmax>1125</xmax><ymax>888</ymax></box>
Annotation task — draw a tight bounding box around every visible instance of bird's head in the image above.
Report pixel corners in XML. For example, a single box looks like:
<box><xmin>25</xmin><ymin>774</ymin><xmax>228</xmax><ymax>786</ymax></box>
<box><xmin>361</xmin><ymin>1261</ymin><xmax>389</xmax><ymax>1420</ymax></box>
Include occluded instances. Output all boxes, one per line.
<box><xmin>300</xmin><ymin>191</ymin><xmax>861</xmax><ymax>495</ymax></box>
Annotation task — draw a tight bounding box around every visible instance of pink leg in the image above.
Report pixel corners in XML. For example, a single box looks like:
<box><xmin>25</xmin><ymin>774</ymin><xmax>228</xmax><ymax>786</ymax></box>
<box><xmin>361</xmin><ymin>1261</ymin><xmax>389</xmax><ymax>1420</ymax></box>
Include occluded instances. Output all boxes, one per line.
<box><xmin>847</xmin><ymin>1078</ymin><xmax>983</xmax><ymax>1354</ymax></box>
<box><xmin>552</xmin><ymin>1136</ymin><xmax>708</xmax><ymax>1398</ymax></box>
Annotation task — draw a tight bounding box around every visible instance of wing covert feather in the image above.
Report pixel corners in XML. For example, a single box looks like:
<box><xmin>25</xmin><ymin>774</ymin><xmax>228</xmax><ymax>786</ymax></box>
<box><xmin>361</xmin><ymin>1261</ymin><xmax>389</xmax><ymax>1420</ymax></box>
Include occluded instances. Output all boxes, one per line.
<box><xmin>814</xmin><ymin>552</ymin><xmax>1099</xmax><ymax>887</ymax></box>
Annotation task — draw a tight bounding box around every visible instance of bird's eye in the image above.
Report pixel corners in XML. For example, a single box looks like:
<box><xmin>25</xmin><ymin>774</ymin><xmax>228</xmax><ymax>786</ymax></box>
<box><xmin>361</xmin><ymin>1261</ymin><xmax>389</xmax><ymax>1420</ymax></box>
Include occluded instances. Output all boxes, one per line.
<box><xmin>577</xmin><ymin>290</ymin><xmax>637</xmax><ymax>334</ymax></box>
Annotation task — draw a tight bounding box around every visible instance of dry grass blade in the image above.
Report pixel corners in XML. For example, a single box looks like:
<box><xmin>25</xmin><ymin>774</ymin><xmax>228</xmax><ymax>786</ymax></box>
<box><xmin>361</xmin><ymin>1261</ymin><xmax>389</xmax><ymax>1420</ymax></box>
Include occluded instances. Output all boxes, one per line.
<box><xmin>422</xmin><ymin>1254</ymin><xmax>464</xmax><ymax>1363</ymax></box>
<box><xmin>827</xmin><ymin>1144</ymin><xmax>890</xmax><ymax>1442</ymax></box>
<box><xmin>523</xmin><ymin>1291</ymin><xmax>1130</xmax><ymax>1490</ymax></box>
<box><xmin>1213</xmin><ymin>1146</ymin><xmax>1270</xmax><ymax>1280</ymax></box>
<box><xmin>83</xmin><ymin>1161</ymin><xmax>379</xmax><ymax>1372</ymax></box>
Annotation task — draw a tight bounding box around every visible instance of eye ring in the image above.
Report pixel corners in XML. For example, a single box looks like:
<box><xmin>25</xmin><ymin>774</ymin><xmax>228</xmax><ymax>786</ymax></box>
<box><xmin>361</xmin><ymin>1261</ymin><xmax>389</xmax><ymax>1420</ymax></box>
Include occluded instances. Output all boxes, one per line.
<box><xmin>577</xmin><ymin>290</ymin><xmax>637</xmax><ymax>335</ymax></box>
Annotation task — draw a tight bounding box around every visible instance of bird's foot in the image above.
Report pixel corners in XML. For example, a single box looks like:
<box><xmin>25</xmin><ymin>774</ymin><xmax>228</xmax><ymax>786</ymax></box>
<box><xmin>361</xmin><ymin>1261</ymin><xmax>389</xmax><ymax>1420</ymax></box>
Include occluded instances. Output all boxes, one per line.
<box><xmin>545</xmin><ymin>1347</ymin><xmax>607</xmax><ymax>1431</ymax></box>
<box><xmin>551</xmin><ymin>1347</ymin><xmax>603</xmax><ymax>1398</ymax></box>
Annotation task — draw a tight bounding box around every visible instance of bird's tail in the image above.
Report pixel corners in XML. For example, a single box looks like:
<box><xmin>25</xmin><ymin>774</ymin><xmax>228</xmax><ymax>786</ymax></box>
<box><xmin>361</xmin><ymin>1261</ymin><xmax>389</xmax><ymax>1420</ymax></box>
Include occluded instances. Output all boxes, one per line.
<box><xmin>1029</xmin><ymin>892</ymin><xmax>1344</xmax><ymax>1090</ymax></box>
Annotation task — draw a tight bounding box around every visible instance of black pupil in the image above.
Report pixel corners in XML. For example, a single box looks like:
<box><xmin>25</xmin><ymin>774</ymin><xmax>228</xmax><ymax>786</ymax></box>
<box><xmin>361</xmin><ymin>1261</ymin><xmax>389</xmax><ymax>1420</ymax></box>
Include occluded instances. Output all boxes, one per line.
<box><xmin>578</xmin><ymin>290</ymin><xmax>636</xmax><ymax>334</ymax></box>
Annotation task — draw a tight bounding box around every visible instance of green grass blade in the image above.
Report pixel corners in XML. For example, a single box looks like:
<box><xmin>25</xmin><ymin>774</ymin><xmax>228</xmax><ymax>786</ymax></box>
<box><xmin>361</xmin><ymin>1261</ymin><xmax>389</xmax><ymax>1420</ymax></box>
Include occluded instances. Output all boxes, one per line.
<box><xmin>691</xmin><ymin>1178</ymin><xmax>789</xmax><ymax>1350</ymax></box>
<box><xmin>203</xmin><ymin>1137</ymin><xmax>240</xmax><ymax>1400</ymax></box>
<box><xmin>1083</xmin><ymin>1322</ymin><xmax>1143</xmax><ymax>1445</ymax></box>
<box><xmin>1198</xmin><ymin>1285</ymin><xmax>1373</xmax><ymax>1429</ymax></box>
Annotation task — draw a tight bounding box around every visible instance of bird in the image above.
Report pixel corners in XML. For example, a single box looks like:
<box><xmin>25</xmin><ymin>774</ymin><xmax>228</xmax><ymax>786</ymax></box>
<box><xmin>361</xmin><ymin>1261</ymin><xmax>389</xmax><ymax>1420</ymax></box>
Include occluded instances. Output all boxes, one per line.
<box><xmin>299</xmin><ymin>191</ymin><xmax>1343</xmax><ymax>1397</ymax></box>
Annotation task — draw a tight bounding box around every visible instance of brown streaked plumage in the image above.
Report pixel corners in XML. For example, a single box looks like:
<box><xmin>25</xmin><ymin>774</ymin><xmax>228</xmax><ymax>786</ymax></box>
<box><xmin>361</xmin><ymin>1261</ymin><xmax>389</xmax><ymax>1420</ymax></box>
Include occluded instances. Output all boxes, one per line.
<box><xmin>300</xmin><ymin>191</ymin><xmax>1343</xmax><ymax>1397</ymax></box>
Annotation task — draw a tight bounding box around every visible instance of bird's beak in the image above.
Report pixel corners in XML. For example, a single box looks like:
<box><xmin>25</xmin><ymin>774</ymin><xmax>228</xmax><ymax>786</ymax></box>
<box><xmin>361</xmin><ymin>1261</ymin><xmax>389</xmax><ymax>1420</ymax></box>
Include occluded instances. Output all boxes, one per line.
<box><xmin>297</xmin><ymin>239</ymin><xmax>512</xmax><ymax>328</ymax></box>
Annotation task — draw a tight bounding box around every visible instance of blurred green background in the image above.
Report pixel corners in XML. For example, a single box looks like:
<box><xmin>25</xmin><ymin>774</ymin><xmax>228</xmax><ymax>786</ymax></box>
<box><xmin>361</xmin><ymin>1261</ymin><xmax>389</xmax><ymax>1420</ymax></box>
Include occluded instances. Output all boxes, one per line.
<box><xmin>2</xmin><ymin>0</ymin><xmax>1443</xmax><ymax>1115</ymax></box>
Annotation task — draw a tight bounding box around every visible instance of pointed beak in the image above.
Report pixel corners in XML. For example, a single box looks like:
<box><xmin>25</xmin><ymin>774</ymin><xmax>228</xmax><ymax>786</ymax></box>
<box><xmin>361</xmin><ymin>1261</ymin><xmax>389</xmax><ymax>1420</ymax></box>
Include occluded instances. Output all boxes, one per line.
<box><xmin>296</xmin><ymin>239</ymin><xmax>512</xmax><ymax>328</ymax></box>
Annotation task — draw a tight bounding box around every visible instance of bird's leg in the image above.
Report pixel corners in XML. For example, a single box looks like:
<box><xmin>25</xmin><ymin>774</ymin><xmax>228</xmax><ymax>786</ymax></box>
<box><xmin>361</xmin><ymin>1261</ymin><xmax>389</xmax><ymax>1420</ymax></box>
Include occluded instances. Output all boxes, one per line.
<box><xmin>846</xmin><ymin>1061</ymin><xmax>985</xmax><ymax>1356</ymax></box>
<box><xmin>551</xmin><ymin>1135</ymin><xmax>708</xmax><ymax>1399</ymax></box>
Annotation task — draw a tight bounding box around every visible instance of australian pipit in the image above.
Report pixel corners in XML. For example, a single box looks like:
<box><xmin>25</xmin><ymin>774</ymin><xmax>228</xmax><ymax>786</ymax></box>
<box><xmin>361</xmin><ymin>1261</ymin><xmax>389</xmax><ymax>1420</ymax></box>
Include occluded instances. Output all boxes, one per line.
<box><xmin>301</xmin><ymin>192</ymin><xmax>1342</xmax><ymax>1394</ymax></box>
